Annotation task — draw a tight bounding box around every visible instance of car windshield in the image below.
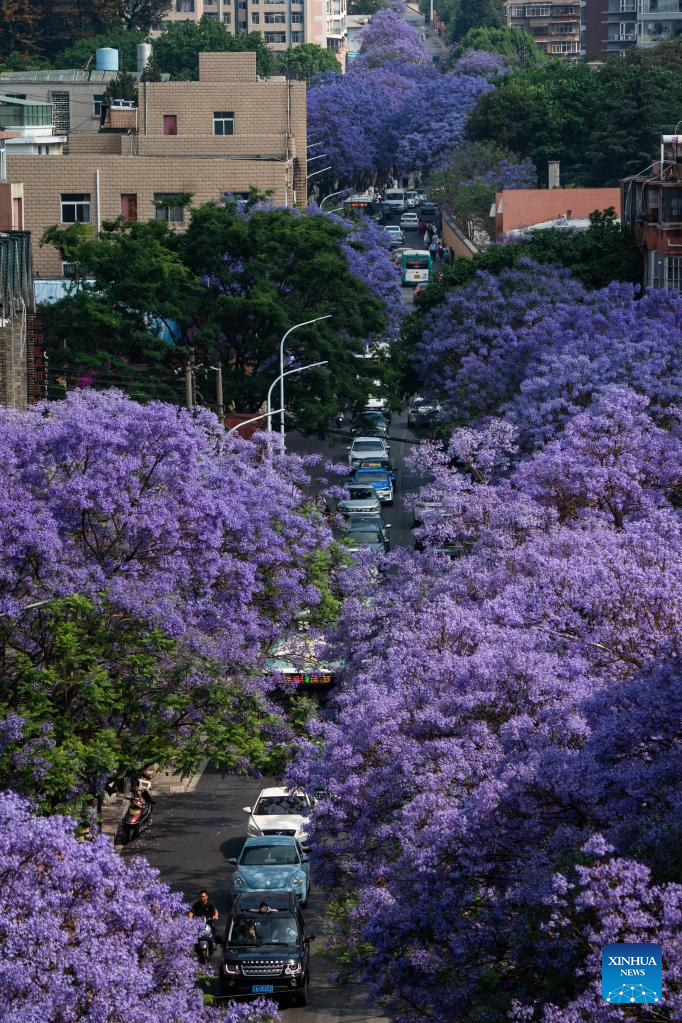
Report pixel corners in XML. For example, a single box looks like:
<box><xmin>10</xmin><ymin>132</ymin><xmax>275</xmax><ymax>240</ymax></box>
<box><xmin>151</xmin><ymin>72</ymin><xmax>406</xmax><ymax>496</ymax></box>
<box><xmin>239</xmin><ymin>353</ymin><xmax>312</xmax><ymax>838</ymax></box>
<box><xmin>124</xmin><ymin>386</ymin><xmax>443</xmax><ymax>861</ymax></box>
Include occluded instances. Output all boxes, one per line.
<box><xmin>240</xmin><ymin>844</ymin><xmax>299</xmax><ymax>866</ymax></box>
<box><xmin>254</xmin><ymin>795</ymin><xmax>308</xmax><ymax>815</ymax></box>
<box><xmin>347</xmin><ymin>488</ymin><xmax>374</xmax><ymax>500</ymax></box>
<box><xmin>356</xmin><ymin>471</ymin><xmax>388</xmax><ymax>483</ymax></box>
<box><xmin>354</xmin><ymin>440</ymin><xmax>382</xmax><ymax>450</ymax></box>
<box><xmin>228</xmin><ymin>913</ymin><xmax>300</xmax><ymax>947</ymax></box>
<box><xmin>349</xmin><ymin>527</ymin><xmax>380</xmax><ymax>543</ymax></box>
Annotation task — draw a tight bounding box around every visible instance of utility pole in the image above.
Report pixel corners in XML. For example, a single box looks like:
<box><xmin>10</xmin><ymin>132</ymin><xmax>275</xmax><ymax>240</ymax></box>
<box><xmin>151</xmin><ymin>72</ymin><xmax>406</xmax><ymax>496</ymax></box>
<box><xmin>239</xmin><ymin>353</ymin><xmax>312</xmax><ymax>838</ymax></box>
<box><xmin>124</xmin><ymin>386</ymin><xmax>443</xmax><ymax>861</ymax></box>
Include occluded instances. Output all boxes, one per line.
<box><xmin>211</xmin><ymin>363</ymin><xmax>224</xmax><ymax>424</ymax></box>
<box><xmin>185</xmin><ymin>351</ymin><xmax>195</xmax><ymax>410</ymax></box>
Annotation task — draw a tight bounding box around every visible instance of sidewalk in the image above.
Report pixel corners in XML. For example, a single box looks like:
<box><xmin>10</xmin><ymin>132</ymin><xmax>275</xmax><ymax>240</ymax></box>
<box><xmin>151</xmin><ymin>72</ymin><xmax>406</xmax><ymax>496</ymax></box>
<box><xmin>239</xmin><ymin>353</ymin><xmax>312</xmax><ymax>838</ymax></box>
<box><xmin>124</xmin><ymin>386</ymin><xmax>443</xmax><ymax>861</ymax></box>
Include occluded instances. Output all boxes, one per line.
<box><xmin>101</xmin><ymin>760</ymin><xmax>208</xmax><ymax>839</ymax></box>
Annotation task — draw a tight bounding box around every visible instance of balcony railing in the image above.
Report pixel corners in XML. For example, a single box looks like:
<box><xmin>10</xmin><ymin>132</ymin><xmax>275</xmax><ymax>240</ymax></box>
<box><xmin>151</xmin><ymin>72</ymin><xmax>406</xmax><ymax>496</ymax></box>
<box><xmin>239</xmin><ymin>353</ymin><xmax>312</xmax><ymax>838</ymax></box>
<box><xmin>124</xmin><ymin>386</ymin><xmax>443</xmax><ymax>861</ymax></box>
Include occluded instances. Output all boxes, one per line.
<box><xmin>640</xmin><ymin>0</ymin><xmax>682</xmax><ymax>12</ymax></box>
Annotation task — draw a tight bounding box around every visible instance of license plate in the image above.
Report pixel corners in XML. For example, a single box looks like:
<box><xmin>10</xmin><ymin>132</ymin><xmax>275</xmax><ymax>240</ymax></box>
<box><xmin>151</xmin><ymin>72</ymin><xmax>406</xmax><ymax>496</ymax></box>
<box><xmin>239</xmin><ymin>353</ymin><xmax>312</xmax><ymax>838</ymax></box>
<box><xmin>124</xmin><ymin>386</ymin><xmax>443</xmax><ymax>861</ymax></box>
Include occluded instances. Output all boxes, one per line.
<box><xmin>252</xmin><ymin>984</ymin><xmax>274</xmax><ymax>993</ymax></box>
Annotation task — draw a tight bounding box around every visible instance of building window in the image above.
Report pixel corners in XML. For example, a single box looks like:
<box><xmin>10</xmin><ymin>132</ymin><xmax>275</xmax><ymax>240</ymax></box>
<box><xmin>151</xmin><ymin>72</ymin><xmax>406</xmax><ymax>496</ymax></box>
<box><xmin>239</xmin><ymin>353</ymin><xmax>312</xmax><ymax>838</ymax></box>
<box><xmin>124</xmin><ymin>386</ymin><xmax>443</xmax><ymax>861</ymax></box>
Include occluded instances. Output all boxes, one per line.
<box><xmin>550</xmin><ymin>39</ymin><xmax>578</xmax><ymax>51</ymax></box>
<box><xmin>238</xmin><ymin>1</ymin><xmax>246</xmax><ymax>7</ymax></box>
<box><xmin>525</xmin><ymin>4</ymin><xmax>551</xmax><ymax>13</ymax></box>
<box><xmin>121</xmin><ymin>193</ymin><xmax>138</xmax><ymax>221</ymax></box>
<box><xmin>265</xmin><ymin>10</ymin><xmax>286</xmax><ymax>20</ymax></box>
<box><xmin>252</xmin><ymin>11</ymin><xmax>260</xmax><ymax>20</ymax></box>
<box><xmin>205</xmin><ymin>0</ymin><xmax>217</xmax><ymax>4</ymax></box>
<box><xmin>213</xmin><ymin>111</ymin><xmax>235</xmax><ymax>135</ymax></box>
<box><xmin>163</xmin><ymin>114</ymin><xmax>177</xmax><ymax>135</ymax></box>
<box><xmin>61</xmin><ymin>193</ymin><xmax>91</xmax><ymax>223</ymax></box>
<box><xmin>264</xmin><ymin>30</ymin><xmax>287</xmax><ymax>40</ymax></box>
<box><xmin>510</xmin><ymin>4</ymin><xmax>525</xmax><ymax>13</ymax></box>
<box><xmin>291</xmin><ymin>11</ymin><xmax>303</xmax><ymax>20</ymax></box>
<box><xmin>154</xmin><ymin>193</ymin><xmax>186</xmax><ymax>223</ymax></box>
<box><xmin>223</xmin><ymin>10</ymin><xmax>232</xmax><ymax>19</ymax></box>
<box><xmin>62</xmin><ymin>261</ymin><xmax>80</xmax><ymax>279</ymax></box>
<box><xmin>176</xmin><ymin>0</ymin><xmax>195</xmax><ymax>10</ymax></box>
<box><xmin>291</xmin><ymin>30</ymin><xmax>303</xmax><ymax>40</ymax></box>
<box><xmin>93</xmin><ymin>93</ymin><xmax>105</xmax><ymax>117</ymax></box>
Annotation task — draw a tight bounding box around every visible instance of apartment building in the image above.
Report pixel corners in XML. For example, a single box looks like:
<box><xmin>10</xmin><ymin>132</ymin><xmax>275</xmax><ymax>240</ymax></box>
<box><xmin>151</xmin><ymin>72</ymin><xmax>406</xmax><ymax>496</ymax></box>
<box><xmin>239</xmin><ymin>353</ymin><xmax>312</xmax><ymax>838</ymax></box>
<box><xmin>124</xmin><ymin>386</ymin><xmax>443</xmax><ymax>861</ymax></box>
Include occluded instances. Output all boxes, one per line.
<box><xmin>637</xmin><ymin>0</ymin><xmax>682</xmax><ymax>47</ymax></box>
<box><xmin>4</xmin><ymin>52</ymin><xmax>307</xmax><ymax>278</ymax></box>
<box><xmin>623</xmin><ymin>134</ymin><xmax>682</xmax><ymax>291</ymax></box>
<box><xmin>0</xmin><ymin>96</ymin><xmax>66</xmax><ymax>156</ymax></box>
<box><xmin>505</xmin><ymin>0</ymin><xmax>581</xmax><ymax>58</ymax></box>
<box><xmin>157</xmin><ymin>0</ymin><xmax>339</xmax><ymax>54</ymax></box>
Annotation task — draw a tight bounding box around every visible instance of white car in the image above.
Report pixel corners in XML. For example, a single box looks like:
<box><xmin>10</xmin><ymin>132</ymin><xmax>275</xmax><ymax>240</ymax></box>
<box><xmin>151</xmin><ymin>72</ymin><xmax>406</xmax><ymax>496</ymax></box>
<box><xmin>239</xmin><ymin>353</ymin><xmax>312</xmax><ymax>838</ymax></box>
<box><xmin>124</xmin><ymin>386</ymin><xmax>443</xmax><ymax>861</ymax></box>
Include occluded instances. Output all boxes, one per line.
<box><xmin>400</xmin><ymin>212</ymin><xmax>420</xmax><ymax>229</ymax></box>
<box><xmin>384</xmin><ymin>224</ymin><xmax>404</xmax><ymax>248</ymax></box>
<box><xmin>348</xmin><ymin>435</ymin><xmax>391</xmax><ymax>468</ymax></box>
<box><xmin>338</xmin><ymin>483</ymin><xmax>382</xmax><ymax>518</ymax></box>
<box><xmin>243</xmin><ymin>787</ymin><xmax>313</xmax><ymax>845</ymax></box>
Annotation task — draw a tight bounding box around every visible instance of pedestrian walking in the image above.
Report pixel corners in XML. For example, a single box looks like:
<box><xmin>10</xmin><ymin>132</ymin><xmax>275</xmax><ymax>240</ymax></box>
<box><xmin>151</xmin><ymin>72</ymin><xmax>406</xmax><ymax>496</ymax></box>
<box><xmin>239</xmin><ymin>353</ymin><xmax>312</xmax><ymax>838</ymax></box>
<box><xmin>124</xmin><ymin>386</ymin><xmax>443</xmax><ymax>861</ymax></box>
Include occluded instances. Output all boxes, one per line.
<box><xmin>436</xmin><ymin>240</ymin><xmax>443</xmax><ymax>260</ymax></box>
<box><xmin>442</xmin><ymin>246</ymin><xmax>451</xmax><ymax>267</ymax></box>
<box><xmin>449</xmin><ymin>246</ymin><xmax>455</xmax><ymax>264</ymax></box>
<box><xmin>429</xmin><ymin>239</ymin><xmax>438</xmax><ymax>261</ymax></box>
<box><xmin>423</xmin><ymin>230</ymin><xmax>430</xmax><ymax>247</ymax></box>
<box><xmin>418</xmin><ymin>219</ymin><xmax>425</xmax><ymax>234</ymax></box>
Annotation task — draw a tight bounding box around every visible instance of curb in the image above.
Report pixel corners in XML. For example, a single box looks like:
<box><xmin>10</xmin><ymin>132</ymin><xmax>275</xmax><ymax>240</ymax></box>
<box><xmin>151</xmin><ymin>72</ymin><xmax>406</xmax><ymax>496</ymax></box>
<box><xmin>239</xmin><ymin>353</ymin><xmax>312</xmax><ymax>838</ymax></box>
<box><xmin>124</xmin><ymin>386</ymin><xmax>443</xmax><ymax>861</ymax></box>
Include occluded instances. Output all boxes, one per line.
<box><xmin>101</xmin><ymin>760</ymin><xmax>208</xmax><ymax>839</ymax></box>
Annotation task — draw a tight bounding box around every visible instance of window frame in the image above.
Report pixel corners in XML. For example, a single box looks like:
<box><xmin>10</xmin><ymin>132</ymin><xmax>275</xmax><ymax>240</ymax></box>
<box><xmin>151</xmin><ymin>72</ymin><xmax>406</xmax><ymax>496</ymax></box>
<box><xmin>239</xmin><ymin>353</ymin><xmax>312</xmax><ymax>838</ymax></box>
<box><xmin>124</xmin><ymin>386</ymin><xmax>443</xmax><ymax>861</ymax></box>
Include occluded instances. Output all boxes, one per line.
<box><xmin>153</xmin><ymin>192</ymin><xmax>186</xmax><ymax>224</ymax></box>
<box><xmin>213</xmin><ymin>111</ymin><xmax>235</xmax><ymax>136</ymax></box>
<box><xmin>60</xmin><ymin>192</ymin><xmax>91</xmax><ymax>224</ymax></box>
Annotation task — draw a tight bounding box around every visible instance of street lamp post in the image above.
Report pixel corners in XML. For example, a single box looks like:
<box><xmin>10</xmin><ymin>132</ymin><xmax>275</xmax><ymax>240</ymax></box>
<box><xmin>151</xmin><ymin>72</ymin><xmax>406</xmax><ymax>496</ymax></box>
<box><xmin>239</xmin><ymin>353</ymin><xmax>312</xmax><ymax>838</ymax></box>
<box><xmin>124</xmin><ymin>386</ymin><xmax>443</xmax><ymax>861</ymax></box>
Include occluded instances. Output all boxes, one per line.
<box><xmin>227</xmin><ymin>409</ymin><xmax>284</xmax><ymax>436</ymax></box>
<box><xmin>266</xmin><ymin>360</ymin><xmax>329</xmax><ymax>443</ymax></box>
<box><xmin>274</xmin><ymin>316</ymin><xmax>332</xmax><ymax>441</ymax></box>
<box><xmin>320</xmin><ymin>188</ymin><xmax>349</xmax><ymax>210</ymax></box>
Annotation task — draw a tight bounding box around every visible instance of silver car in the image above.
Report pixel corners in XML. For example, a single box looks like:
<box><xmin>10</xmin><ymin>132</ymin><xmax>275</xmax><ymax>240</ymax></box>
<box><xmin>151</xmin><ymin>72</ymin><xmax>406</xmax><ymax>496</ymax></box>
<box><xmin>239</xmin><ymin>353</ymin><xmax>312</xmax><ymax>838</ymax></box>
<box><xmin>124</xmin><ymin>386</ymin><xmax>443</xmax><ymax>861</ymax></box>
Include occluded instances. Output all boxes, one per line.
<box><xmin>348</xmin><ymin>436</ymin><xmax>391</xmax><ymax>468</ymax></box>
<box><xmin>338</xmin><ymin>484</ymin><xmax>382</xmax><ymax>518</ymax></box>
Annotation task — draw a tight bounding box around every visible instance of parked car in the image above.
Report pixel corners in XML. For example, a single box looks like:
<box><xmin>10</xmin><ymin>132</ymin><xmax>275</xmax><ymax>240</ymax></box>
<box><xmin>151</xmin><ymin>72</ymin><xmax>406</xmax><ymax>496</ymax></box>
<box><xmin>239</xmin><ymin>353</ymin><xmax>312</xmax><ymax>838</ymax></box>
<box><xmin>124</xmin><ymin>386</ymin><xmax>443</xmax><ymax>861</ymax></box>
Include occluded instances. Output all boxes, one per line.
<box><xmin>384</xmin><ymin>224</ymin><xmax>404</xmax><ymax>248</ymax></box>
<box><xmin>348</xmin><ymin>466</ymin><xmax>394</xmax><ymax>504</ymax></box>
<box><xmin>344</xmin><ymin>515</ymin><xmax>391</xmax><ymax>554</ymax></box>
<box><xmin>242</xmin><ymin>787</ymin><xmax>313</xmax><ymax>846</ymax></box>
<box><xmin>399</xmin><ymin>211</ymin><xmax>420</xmax><ymax>229</ymax></box>
<box><xmin>228</xmin><ymin>836</ymin><xmax>310</xmax><ymax>905</ymax></box>
<box><xmin>348</xmin><ymin>436</ymin><xmax>391</xmax><ymax>468</ymax></box>
<box><xmin>408</xmin><ymin>396</ymin><xmax>442</xmax><ymax>429</ymax></box>
<box><xmin>220</xmin><ymin>890</ymin><xmax>313</xmax><ymax>1005</ymax></box>
<box><xmin>338</xmin><ymin>484</ymin><xmax>382</xmax><ymax>518</ymax></box>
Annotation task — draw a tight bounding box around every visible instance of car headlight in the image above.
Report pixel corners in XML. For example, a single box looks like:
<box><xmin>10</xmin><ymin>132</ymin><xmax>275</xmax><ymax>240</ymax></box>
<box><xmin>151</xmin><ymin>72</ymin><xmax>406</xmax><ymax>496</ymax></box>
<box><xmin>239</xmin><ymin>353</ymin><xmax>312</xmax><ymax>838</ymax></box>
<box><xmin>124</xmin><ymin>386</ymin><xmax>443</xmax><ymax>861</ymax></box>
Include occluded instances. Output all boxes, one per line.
<box><xmin>233</xmin><ymin>874</ymin><xmax>245</xmax><ymax>887</ymax></box>
<box><xmin>247</xmin><ymin>822</ymin><xmax>261</xmax><ymax>836</ymax></box>
<box><xmin>224</xmin><ymin>963</ymin><xmax>241</xmax><ymax>975</ymax></box>
<box><xmin>291</xmin><ymin>875</ymin><xmax>304</xmax><ymax>886</ymax></box>
<box><xmin>285</xmin><ymin>962</ymin><xmax>303</xmax><ymax>975</ymax></box>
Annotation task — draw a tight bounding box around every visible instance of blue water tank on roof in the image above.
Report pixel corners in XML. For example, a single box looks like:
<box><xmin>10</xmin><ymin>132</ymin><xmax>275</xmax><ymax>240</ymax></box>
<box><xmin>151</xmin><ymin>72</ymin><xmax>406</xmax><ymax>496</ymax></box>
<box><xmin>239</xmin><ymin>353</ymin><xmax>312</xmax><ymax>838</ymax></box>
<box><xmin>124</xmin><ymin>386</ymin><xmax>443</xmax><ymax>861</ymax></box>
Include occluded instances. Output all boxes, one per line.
<box><xmin>96</xmin><ymin>48</ymin><xmax>119</xmax><ymax>72</ymax></box>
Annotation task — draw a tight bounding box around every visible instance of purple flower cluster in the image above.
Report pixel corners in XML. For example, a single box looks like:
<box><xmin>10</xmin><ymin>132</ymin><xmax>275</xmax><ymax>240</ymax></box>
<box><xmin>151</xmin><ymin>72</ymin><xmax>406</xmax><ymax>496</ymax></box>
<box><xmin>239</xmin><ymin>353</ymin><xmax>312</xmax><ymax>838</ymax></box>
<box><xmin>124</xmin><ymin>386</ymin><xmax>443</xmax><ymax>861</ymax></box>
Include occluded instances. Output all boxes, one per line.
<box><xmin>0</xmin><ymin>389</ymin><xmax>330</xmax><ymax>668</ymax></box>
<box><xmin>290</xmin><ymin>382</ymin><xmax>682</xmax><ymax>1013</ymax></box>
<box><xmin>0</xmin><ymin>790</ymin><xmax>263</xmax><ymax>1023</ymax></box>
<box><xmin>452</xmin><ymin>48</ymin><xmax>509</xmax><ymax>79</ymax></box>
<box><xmin>307</xmin><ymin>11</ymin><xmax>492</xmax><ymax>183</ymax></box>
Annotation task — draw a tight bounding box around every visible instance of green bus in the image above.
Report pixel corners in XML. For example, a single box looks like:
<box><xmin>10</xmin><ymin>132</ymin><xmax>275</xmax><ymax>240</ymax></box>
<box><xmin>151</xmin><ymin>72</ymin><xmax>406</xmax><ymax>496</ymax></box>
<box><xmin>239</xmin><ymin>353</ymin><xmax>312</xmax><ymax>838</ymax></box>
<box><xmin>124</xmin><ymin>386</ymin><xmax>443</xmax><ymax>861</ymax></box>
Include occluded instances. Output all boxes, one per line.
<box><xmin>400</xmin><ymin>249</ymin><xmax>432</xmax><ymax>286</ymax></box>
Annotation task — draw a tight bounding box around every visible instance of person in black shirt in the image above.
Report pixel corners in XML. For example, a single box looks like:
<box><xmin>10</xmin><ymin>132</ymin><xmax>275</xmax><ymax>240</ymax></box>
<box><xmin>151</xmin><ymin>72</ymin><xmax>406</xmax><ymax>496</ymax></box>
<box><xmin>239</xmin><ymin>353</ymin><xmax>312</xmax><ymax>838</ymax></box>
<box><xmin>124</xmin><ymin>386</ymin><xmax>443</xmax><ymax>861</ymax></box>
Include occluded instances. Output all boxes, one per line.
<box><xmin>189</xmin><ymin>890</ymin><xmax>218</xmax><ymax>922</ymax></box>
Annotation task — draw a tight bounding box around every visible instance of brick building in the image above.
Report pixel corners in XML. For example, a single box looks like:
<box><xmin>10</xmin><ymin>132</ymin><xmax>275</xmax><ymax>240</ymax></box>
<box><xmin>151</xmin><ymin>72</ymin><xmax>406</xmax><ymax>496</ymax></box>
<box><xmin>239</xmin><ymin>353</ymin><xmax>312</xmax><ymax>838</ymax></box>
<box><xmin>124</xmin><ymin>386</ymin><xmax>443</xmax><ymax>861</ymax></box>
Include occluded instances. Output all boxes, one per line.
<box><xmin>493</xmin><ymin>186</ymin><xmax>621</xmax><ymax>237</ymax></box>
<box><xmin>0</xmin><ymin>68</ymin><xmax>124</xmax><ymax>138</ymax></box>
<box><xmin>5</xmin><ymin>52</ymin><xmax>307</xmax><ymax>279</ymax></box>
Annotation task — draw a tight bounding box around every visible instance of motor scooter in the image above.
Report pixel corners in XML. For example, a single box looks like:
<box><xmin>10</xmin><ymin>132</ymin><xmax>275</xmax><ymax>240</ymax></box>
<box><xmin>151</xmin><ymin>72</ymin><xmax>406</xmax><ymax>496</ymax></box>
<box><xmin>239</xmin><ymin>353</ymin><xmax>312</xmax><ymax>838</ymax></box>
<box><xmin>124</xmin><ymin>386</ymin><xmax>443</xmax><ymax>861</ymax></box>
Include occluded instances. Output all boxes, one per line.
<box><xmin>196</xmin><ymin>921</ymin><xmax>217</xmax><ymax>963</ymax></box>
<box><xmin>121</xmin><ymin>780</ymin><xmax>153</xmax><ymax>845</ymax></box>
<box><xmin>335</xmin><ymin>411</ymin><xmax>345</xmax><ymax>427</ymax></box>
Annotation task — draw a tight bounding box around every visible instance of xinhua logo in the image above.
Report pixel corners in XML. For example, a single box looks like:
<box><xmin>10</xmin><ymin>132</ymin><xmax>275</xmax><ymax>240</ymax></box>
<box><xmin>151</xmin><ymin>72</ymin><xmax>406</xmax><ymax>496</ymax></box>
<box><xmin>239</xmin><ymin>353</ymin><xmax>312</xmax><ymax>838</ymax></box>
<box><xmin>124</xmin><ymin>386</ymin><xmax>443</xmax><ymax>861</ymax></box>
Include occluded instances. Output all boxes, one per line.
<box><xmin>602</xmin><ymin>943</ymin><xmax>662</xmax><ymax>1004</ymax></box>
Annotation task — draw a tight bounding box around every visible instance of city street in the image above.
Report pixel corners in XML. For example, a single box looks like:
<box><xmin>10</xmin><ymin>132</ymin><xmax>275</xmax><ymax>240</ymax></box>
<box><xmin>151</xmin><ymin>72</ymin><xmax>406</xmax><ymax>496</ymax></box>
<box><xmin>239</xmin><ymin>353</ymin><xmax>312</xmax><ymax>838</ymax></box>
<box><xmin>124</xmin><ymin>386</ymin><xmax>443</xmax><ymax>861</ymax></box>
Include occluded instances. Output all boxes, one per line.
<box><xmin>123</xmin><ymin>769</ymin><xmax>389</xmax><ymax>1023</ymax></box>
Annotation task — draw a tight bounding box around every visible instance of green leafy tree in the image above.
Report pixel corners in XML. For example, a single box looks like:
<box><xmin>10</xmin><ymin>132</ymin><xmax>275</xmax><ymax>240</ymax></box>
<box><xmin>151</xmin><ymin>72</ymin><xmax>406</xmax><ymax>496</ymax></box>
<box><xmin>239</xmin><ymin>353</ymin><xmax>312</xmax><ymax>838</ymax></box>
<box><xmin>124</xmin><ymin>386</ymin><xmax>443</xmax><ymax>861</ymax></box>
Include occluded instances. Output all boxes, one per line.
<box><xmin>451</xmin><ymin>0</ymin><xmax>505</xmax><ymax>41</ymax></box>
<box><xmin>457</xmin><ymin>25</ymin><xmax>544</xmax><ymax>65</ymax></box>
<box><xmin>177</xmin><ymin>199</ymin><xmax>389</xmax><ymax>430</ymax></box>
<box><xmin>0</xmin><ymin>596</ymin><xmax>284</xmax><ymax>819</ymax></box>
<box><xmin>54</xmin><ymin>28</ymin><xmax>146</xmax><ymax>70</ymax></box>
<box><xmin>431</xmin><ymin>141</ymin><xmax>537</xmax><ymax>241</ymax></box>
<box><xmin>41</xmin><ymin>218</ymin><xmax>193</xmax><ymax>399</ymax></box>
<box><xmin>104</xmin><ymin>67</ymin><xmax>138</xmax><ymax>101</ymax></box>
<box><xmin>152</xmin><ymin>17</ymin><xmax>274</xmax><ymax>79</ymax></box>
<box><xmin>276</xmin><ymin>43</ymin><xmax>341</xmax><ymax>82</ymax></box>
<box><xmin>115</xmin><ymin>0</ymin><xmax>172</xmax><ymax>31</ymax></box>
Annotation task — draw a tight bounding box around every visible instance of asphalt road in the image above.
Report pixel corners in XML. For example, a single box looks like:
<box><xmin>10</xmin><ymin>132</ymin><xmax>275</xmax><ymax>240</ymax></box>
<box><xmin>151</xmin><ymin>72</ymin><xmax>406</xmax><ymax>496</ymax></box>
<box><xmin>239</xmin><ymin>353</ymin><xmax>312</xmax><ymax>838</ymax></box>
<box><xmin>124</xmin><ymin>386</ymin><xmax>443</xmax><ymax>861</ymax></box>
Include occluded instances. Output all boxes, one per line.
<box><xmin>124</xmin><ymin>769</ymin><xmax>388</xmax><ymax>1023</ymax></box>
<box><xmin>286</xmin><ymin>409</ymin><xmax>424</xmax><ymax>551</ymax></box>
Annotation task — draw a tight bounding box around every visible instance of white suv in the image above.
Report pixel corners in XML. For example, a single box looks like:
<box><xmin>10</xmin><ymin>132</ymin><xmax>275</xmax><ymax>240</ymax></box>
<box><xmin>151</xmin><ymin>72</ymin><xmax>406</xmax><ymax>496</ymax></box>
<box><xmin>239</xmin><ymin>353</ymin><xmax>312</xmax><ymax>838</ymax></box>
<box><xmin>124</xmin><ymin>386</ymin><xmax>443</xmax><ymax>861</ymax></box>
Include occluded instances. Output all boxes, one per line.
<box><xmin>348</xmin><ymin>435</ymin><xmax>391</xmax><ymax>468</ymax></box>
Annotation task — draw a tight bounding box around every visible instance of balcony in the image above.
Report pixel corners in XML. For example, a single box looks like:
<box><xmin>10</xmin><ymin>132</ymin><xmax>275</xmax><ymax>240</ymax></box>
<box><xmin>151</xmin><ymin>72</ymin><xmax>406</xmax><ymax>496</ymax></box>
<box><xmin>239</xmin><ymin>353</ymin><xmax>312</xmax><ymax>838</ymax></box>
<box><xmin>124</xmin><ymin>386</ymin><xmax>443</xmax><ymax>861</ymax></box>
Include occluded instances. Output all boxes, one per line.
<box><xmin>640</xmin><ymin>0</ymin><xmax>682</xmax><ymax>12</ymax></box>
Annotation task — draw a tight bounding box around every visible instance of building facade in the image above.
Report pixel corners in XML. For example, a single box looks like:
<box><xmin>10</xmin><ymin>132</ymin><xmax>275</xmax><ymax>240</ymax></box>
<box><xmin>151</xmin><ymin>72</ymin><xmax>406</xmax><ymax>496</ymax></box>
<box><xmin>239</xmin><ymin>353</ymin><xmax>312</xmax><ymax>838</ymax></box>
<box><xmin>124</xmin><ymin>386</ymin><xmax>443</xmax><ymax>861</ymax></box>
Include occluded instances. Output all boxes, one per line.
<box><xmin>0</xmin><ymin>96</ymin><xmax>66</xmax><ymax>155</ymax></box>
<box><xmin>637</xmin><ymin>0</ymin><xmax>682</xmax><ymax>48</ymax></box>
<box><xmin>5</xmin><ymin>53</ymin><xmax>307</xmax><ymax>278</ymax></box>
<box><xmin>156</xmin><ymin>0</ymin><xmax>339</xmax><ymax>53</ymax></box>
<box><xmin>506</xmin><ymin>0</ymin><xmax>582</xmax><ymax>58</ymax></box>
<box><xmin>493</xmin><ymin>186</ymin><xmax>621</xmax><ymax>236</ymax></box>
<box><xmin>623</xmin><ymin>134</ymin><xmax>682</xmax><ymax>291</ymax></box>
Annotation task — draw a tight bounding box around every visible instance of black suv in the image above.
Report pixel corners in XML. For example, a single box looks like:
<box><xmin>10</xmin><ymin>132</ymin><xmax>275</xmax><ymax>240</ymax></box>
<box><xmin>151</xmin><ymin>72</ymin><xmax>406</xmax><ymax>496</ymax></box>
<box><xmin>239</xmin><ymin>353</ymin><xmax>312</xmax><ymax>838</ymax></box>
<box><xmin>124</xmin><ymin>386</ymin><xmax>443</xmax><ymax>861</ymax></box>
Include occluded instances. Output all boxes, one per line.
<box><xmin>221</xmin><ymin>890</ymin><xmax>314</xmax><ymax>1006</ymax></box>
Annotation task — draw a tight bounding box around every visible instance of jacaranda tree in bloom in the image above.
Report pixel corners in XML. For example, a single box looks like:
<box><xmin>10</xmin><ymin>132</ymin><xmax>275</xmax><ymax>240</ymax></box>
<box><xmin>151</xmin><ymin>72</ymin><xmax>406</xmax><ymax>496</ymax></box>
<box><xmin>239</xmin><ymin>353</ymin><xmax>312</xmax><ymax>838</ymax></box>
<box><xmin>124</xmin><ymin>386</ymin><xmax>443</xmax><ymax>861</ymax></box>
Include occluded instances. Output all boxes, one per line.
<box><xmin>0</xmin><ymin>390</ymin><xmax>338</xmax><ymax>814</ymax></box>
<box><xmin>0</xmin><ymin>790</ymin><xmax>281</xmax><ymax>1023</ymax></box>
<box><xmin>411</xmin><ymin>260</ymin><xmax>682</xmax><ymax>446</ymax></box>
<box><xmin>290</xmin><ymin>388</ymin><xmax>682</xmax><ymax>1023</ymax></box>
